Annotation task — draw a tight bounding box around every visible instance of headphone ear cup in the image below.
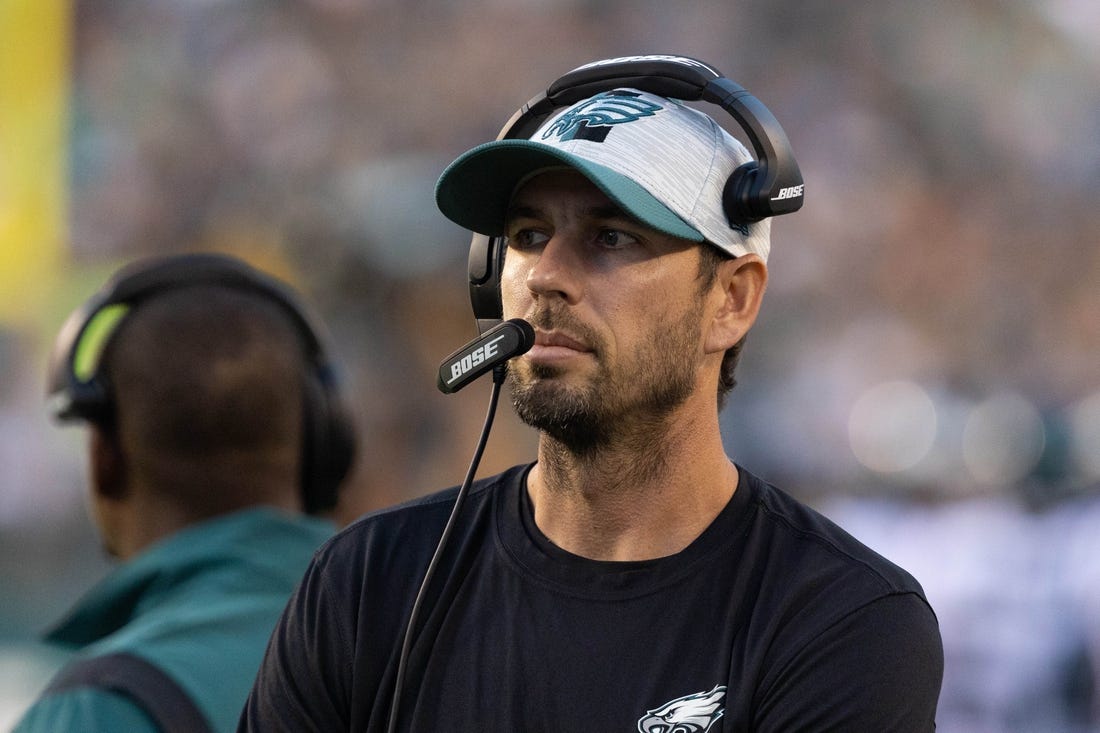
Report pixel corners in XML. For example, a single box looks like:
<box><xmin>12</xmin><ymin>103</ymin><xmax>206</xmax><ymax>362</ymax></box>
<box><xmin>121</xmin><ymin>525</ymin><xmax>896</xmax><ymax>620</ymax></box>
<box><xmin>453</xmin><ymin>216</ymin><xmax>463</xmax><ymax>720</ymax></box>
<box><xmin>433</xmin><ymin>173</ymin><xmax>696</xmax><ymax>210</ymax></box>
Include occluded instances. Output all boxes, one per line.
<box><xmin>722</xmin><ymin>161</ymin><xmax>762</xmax><ymax>231</ymax></box>
<box><xmin>48</xmin><ymin>296</ymin><xmax>132</xmax><ymax>424</ymax></box>
<box><xmin>468</xmin><ymin>234</ymin><xmax>506</xmax><ymax>334</ymax></box>
<box><xmin>65</xmin><ymin>380</ymin><xmax>116</xmax><ymax>425</ymax></box>
<box><xmin>299</xmin><ymin>372</ymin><xmax>357</xmax><ymax>515</ymax></box>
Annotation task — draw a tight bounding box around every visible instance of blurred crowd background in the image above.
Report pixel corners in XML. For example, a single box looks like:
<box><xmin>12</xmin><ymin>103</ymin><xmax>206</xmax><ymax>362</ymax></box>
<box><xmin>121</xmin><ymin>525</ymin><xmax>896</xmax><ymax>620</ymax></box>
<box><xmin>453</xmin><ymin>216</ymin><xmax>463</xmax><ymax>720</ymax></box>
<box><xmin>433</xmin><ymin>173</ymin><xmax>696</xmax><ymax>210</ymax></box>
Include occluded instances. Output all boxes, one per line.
<box><xmin>1</xmin><ymin>0</ymin><xmax>1098</xmax><ymax>730</ymax></box>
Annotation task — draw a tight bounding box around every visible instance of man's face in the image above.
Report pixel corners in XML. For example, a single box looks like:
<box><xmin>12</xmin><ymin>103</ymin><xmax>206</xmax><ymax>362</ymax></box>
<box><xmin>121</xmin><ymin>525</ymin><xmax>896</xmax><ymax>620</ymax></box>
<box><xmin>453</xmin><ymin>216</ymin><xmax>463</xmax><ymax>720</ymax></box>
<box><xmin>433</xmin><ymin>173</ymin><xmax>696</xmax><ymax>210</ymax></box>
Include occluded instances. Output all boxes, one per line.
<box><xmin>500</xmin><ymin>169</ymin><xmax>712</xmax><ymax>452</ymax></box>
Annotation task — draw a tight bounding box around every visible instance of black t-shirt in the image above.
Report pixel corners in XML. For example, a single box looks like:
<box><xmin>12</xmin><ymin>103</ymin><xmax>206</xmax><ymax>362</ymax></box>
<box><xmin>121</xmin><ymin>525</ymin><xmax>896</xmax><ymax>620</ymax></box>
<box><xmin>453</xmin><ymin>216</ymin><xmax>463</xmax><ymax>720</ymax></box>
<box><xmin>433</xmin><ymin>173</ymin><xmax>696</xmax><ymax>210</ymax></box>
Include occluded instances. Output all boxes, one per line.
<box><xmin>241</xmin><ymin>464</ymin><xmax>943</xmax><ymax>732</ymax></box>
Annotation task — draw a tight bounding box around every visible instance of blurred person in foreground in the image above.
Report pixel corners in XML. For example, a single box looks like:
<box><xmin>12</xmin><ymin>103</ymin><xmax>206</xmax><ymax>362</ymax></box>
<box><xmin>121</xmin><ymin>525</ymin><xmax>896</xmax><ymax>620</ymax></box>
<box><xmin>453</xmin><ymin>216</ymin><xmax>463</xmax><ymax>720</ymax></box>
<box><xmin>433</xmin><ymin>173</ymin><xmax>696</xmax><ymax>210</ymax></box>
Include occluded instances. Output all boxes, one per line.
<box><xmin>14</xmin><ymin>253</ymin><xmax>356</xmax><ymax>733</ymax></box>
<box><xmin>241</xmin><ymin>55</ymin><xmax>943</xmax><ymax>731</ymax></box>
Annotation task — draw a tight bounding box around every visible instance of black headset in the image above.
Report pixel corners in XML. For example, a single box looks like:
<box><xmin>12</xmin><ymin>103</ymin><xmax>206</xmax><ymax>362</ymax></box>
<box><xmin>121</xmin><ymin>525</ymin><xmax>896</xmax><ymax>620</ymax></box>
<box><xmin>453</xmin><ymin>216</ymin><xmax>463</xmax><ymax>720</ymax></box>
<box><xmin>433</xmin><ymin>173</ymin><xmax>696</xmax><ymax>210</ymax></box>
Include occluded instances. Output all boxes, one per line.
<box><xmin>466</xmin><ymin>53</ymin><xmax>805</xmax><ymax>334</ymax></box>
<box><xmin>46</xmin><ymin>252</ymin><xmax>357</xmax><ymax>514</ymax></box>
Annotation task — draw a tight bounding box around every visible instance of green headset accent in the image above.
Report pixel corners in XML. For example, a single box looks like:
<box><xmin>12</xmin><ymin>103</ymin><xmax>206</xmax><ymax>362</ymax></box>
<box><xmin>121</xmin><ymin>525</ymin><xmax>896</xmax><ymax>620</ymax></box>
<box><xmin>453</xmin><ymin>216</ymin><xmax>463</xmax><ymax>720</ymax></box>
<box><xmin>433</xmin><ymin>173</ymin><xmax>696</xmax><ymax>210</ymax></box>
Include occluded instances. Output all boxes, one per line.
<box><xmin>72</xmin><ymin>303</ymin><xmax>130</xmax><ymax>383</ymax></box>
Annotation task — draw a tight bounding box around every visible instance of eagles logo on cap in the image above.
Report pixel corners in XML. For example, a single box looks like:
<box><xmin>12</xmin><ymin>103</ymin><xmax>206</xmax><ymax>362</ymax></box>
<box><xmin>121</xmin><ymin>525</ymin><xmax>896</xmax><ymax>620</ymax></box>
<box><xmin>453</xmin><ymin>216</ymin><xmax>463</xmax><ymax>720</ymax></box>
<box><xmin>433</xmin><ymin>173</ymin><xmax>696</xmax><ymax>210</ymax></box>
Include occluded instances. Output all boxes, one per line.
<box><xmin>543</xmin><ymin>91</ymin><xmax>663</xmax><ymax>143</ymax></box>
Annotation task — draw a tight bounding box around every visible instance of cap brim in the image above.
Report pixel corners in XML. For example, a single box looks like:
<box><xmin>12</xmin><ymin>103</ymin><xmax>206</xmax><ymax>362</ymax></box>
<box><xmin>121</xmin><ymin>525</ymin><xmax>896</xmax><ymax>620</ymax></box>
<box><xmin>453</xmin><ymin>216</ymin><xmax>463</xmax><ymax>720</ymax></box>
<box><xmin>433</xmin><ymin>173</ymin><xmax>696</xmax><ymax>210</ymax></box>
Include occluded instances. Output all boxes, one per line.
<box><xmin>435</xmin><ymin>140</ymin><xmax>704</xmax><ymax>243</ymax></box>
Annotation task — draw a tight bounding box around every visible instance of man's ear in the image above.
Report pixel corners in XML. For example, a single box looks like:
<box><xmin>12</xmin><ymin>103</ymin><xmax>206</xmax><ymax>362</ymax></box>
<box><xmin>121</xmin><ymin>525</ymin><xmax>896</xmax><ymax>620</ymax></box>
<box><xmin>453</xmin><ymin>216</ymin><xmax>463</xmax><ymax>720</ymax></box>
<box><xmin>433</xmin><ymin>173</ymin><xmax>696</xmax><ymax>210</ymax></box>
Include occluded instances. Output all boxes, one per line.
<box><xmin>90</xmin><ymin>424</ymin><xmax>128</xmax><ymax>500</ymax></box>
<box><xmin>704</xmin><ymin>253</ymin><xmax>768</xmax><ymax>355</ymax></box>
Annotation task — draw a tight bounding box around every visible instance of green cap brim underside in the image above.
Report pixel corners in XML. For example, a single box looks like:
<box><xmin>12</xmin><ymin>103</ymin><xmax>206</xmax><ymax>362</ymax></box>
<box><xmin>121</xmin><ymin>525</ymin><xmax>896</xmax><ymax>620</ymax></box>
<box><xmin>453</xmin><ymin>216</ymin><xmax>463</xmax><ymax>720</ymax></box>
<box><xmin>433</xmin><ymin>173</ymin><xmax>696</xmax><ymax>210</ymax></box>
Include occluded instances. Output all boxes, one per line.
<box><xmin>435</xmin><ymin>140</ymin><xmax>704</xmax><ymax>243</ymax></box>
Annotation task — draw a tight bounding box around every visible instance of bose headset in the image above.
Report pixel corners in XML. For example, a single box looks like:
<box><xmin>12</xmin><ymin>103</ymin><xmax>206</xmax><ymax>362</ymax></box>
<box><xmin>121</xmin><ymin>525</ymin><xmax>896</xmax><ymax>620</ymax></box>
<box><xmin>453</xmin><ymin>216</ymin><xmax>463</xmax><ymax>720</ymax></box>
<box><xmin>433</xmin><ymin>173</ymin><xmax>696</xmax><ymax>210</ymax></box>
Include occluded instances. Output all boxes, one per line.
<box><xmin>466</xmin><ymin>53</ymin><xmax>804</xmax><ymax>335</ymax></box>
<box><xmin>46</xmin><ymin>252</ymin><xmax>357</xmax><ymax>514</ymax></box>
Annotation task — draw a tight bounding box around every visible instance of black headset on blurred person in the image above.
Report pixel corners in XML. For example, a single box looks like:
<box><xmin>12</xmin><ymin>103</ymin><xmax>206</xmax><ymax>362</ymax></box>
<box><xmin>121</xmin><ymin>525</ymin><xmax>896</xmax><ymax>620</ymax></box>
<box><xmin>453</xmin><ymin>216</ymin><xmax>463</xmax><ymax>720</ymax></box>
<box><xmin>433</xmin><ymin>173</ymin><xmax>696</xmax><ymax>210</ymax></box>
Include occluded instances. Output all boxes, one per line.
<box><xmin>46</xmin><ymin>252</ymin><xmax>357</xmax><ymax>514</ymax></box>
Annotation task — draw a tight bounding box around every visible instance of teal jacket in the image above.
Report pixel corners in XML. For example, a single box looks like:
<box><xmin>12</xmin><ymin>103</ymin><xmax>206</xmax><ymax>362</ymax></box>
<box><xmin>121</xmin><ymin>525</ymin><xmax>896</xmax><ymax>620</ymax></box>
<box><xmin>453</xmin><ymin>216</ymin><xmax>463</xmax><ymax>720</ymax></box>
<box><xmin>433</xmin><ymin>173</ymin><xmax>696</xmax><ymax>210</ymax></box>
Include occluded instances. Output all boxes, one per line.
<box><xmin>13</xmin><ymin>508</ymin><xmax>334</xmax><ymax>733</ymax></box>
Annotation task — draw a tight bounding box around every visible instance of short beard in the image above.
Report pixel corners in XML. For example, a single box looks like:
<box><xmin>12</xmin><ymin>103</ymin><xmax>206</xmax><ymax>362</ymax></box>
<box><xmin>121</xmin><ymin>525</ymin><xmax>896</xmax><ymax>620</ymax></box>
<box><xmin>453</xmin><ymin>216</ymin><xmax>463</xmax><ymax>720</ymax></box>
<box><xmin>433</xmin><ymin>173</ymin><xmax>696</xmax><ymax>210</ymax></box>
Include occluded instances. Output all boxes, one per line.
<box><xmin>509</xmin><ymin>303</ymin><xmax>702</xmax><ymax>457</ymax></box>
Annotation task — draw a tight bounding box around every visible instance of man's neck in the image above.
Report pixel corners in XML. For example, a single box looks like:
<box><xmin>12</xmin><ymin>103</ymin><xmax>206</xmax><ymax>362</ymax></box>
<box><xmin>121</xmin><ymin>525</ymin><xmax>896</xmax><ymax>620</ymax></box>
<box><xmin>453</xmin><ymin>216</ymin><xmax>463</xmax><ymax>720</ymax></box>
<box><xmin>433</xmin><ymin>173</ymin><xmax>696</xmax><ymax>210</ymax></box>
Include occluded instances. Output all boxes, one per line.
<box><xmin>527</xmin><ymin>405</ymin><xmax>737</xmax><ymax>562</ymax></box>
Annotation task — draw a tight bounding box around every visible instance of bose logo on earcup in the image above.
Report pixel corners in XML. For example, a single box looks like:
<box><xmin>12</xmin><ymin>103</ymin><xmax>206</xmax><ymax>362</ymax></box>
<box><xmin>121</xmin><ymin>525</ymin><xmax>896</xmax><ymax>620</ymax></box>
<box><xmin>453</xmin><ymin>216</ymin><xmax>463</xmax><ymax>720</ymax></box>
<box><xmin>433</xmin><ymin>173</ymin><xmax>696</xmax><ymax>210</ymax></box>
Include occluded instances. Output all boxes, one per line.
<box><xmin>771</xmin><ymin>184</ymin><xmax>804</xmax><ymax>201</ymax></box>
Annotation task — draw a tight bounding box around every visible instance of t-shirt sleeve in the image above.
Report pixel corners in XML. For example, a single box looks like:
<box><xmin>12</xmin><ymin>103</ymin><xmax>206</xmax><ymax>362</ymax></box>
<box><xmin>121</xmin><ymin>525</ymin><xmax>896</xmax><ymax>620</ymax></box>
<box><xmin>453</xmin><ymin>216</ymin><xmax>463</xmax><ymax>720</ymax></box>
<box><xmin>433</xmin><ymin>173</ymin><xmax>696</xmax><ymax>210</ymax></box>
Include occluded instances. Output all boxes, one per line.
<box><xmin>238</xmin><ymin>548</ymin><xmax>354</xmax><ymax>732</ymax></box>
<box><xmin>12</xmin><ymin>688</ymin><xmax>160</xmax><ymax>733</ymax></box>
<box><xmin>753</xmin><ymin>592</ymin><xmax>944</xmax><ymax>732</ymax></box>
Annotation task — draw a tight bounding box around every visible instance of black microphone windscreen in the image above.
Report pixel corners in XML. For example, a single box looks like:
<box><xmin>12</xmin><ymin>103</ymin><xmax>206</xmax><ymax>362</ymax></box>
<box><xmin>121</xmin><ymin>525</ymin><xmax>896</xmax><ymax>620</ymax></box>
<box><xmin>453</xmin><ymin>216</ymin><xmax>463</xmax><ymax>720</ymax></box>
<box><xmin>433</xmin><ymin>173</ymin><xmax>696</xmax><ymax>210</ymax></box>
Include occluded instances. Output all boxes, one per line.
<box><xmin>437</xmin><ymin>319</ymin><xmax>535</xmax><ymax>394</ymax></box>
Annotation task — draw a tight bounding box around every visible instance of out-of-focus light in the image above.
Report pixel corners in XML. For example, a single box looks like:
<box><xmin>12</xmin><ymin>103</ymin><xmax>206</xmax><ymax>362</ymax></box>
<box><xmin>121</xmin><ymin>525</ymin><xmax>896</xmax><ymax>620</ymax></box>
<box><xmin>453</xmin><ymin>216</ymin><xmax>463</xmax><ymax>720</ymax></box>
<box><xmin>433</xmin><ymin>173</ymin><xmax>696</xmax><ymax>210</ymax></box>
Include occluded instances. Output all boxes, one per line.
<box><xmin>1069</xmin><ymin>390</ymin><xmax>1100</xmax><ymax>481</ymax></box>
<box><xmin>962</xmin><ymin>392</ymin><xmax>1045</xmax><ymax>486</ymax></box>
<box><xmin>848</xmin><ymin>380</ymin><xmax>938</xmax><ymax>473</ymax></box>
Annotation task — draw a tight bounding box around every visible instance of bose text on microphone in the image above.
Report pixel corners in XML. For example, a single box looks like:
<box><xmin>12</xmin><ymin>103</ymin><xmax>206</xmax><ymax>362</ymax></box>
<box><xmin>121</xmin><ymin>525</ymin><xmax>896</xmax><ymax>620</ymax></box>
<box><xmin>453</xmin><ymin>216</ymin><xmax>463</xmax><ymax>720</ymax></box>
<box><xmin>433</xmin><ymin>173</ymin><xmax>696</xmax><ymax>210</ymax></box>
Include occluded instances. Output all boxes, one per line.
<box><xmin>437</xmin><ymin>318</ymin><xmax>535</xmax><ymax>394</ymax></box>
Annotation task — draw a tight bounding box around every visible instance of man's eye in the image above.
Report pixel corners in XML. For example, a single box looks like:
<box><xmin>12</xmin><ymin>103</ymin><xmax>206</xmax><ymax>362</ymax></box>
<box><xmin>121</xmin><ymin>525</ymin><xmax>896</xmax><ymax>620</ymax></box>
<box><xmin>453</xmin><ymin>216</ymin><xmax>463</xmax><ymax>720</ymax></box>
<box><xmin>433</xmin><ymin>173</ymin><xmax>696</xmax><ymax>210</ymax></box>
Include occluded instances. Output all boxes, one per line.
<box><xmin>506</xmin><ymin>229</ymin><xmax>549</xmax><ymax>250</ymax></box>
<box><xmin>595</xmin><ymin>229</ymin><xmax>639</xmax><ymax>249</ymax></box>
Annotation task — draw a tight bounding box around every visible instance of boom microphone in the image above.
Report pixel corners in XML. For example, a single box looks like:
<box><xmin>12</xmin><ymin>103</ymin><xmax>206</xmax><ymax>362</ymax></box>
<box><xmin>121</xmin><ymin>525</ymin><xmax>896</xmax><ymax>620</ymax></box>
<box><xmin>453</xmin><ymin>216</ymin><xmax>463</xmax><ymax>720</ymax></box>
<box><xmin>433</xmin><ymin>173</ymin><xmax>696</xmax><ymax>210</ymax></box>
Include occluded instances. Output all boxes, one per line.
<box><xmin>387</xmin><ymin>317</ymin><xmax>535</xmax><ymax>732</ymax></box>
<box><xmin>437</xmin><ymin>318</ymin><xmax>535</xmax><ymax>394</ymax></box>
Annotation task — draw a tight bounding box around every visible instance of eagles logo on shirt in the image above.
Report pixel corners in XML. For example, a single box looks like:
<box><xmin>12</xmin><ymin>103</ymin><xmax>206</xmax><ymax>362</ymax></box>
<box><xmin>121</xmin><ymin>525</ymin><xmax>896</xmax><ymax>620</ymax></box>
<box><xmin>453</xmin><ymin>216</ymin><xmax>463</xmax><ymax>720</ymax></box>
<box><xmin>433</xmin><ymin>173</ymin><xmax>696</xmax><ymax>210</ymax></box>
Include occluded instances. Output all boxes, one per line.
<box><xmin>541</xmin><ymin>90</ymin><xmax>662</xmax><ymax>143</ymax></box>
<box><xmin>637</xmin><ymin>685</ymin><xmax>727</xmax><ymax>732</ymax></box>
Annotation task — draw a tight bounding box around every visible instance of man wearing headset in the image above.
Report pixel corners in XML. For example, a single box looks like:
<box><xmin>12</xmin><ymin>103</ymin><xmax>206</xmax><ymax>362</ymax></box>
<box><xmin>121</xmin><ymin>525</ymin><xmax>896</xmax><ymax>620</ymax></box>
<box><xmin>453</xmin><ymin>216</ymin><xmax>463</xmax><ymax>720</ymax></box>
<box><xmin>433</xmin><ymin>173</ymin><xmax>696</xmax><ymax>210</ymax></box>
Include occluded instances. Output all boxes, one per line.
<box><xmin>242</xmin><ymin>56</ymin><xmax>943</xmax><ymax>731</ymax></box>
<box><xmin>15</xmin><ymin>254</ymin><xmax>355</xmax><ymax>733</ymax></box>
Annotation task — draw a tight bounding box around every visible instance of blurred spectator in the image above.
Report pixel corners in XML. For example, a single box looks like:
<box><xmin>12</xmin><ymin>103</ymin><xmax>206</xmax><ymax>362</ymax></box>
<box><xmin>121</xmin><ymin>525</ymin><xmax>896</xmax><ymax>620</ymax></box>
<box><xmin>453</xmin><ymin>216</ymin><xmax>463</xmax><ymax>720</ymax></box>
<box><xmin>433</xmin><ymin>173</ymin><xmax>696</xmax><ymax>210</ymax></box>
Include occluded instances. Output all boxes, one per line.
<box><xmin>12</xmin><ymin>254</ymin><xmax>356</xmax><ymax>732</ymax></box>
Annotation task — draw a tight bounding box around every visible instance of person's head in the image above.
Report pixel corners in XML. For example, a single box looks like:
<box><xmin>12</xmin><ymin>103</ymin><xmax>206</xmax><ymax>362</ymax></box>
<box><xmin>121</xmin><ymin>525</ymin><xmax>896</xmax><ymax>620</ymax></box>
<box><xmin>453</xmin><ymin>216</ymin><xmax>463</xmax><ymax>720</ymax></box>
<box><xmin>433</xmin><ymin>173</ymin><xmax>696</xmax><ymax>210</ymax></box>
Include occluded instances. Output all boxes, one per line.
<box><xmin>103</xmin><ymin>283</ymin><xmax>305</xmax><ymax>493</ymax></box>
<box><xmin>47</xmin><ymin>255</ymin><xmax>356</xmax><ymax>557</ymax></box>
<box><xmin>436</xmin><ymin>87</ymin><xmax>772</xmax><ymax>449</ymax></box>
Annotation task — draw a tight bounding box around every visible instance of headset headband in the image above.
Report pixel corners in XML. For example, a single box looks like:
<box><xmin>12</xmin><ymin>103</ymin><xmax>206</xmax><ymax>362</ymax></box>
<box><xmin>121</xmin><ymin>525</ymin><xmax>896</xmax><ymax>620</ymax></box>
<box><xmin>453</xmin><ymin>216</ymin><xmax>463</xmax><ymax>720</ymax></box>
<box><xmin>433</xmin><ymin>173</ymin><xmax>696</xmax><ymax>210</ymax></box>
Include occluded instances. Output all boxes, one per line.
<box><xmin>46</xmin><ymin>253</ymin><xmax>338</xmax><ymax>422</ymax></box>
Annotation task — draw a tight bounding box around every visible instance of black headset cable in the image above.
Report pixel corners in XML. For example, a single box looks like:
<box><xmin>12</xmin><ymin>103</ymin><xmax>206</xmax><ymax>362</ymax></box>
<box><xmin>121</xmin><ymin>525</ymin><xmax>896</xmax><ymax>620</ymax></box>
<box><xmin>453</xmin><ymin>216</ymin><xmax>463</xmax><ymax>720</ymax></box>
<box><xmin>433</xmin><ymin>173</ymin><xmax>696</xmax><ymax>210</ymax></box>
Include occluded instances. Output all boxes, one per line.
<box><xmin>385</xmin><ymin>364</ymin><xmax>507</xmax><ymax>733</ymax></box>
